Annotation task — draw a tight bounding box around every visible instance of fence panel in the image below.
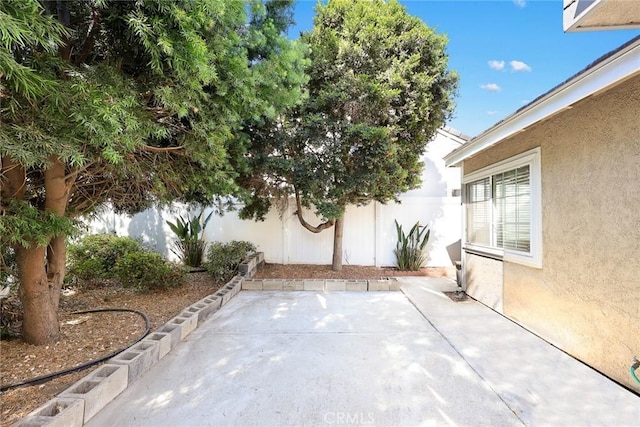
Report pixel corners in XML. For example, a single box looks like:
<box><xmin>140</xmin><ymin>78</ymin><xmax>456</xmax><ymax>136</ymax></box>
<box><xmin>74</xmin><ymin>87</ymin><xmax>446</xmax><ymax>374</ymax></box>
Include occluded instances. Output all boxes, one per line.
<box><xmin>86</xmin><ymin>128</ymin><xmax>464</xmax><ymax>267</ymax></box>
<box><xmin>87</xmin><ymin>196</ymin><xmax>460</xmax><ymax>268</ymax></box>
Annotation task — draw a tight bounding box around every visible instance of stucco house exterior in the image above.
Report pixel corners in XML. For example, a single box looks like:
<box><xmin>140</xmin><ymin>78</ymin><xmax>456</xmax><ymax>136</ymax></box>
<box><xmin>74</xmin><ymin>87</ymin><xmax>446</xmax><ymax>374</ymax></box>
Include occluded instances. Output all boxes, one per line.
<box><xmin>444</xmin><ymin>36</ymin><xmax>639</xmax><ymax>391</ymax></box>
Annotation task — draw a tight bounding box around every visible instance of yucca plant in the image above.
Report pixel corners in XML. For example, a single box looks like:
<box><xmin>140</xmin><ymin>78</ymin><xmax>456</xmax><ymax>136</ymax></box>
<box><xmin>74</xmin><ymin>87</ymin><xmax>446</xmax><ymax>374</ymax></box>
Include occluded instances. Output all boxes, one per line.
<box><xmin>394</xmin><ymin>219</ymin><xmax>430</xmax><ymax>271</ymax></box>
<box><xmin>166</xmin><ymin>210</ymin><xmax>213</xmax><ymax>268</ymax></box>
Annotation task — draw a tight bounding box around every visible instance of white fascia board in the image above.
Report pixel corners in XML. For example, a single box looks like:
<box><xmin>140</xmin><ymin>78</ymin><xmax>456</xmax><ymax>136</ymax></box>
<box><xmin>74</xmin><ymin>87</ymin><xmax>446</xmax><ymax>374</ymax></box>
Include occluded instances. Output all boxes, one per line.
<box><xmin>444</xmin><ymin>38</ymin><xmax>640</xmax><ymax>167</ymax></box>
<box><xmin>563</xmin><ymin>0</ymin><xmax>601</xmax><ymax>32</ymax></box>
<box><xmin>436</xmin><ymin>128</ymin><xmax>467</xmax><ymax>146</ymax></box>
<box><xmin>564</xmin><ymin>0</ymin><xmax>640</xmax><ymax>32</ymax></box>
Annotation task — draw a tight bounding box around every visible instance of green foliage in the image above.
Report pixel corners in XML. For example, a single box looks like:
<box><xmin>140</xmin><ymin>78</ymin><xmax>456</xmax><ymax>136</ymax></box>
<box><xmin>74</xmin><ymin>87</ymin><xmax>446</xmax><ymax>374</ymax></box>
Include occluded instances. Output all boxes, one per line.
<box><xmin>394</xmin><ymin>220</ymin><xmax>430</xmax><ymax>271</ymax></box>
<box><xmin>2</xmin><ymin>0</ymin><xmax>306</xmax><ymax>219</ymax></box>
<box><xmin>166</xmin><ymin>209</ymin><xmax>213</xmax><ymax>267</ymax></box>
<box><xmin>1</xmin><ymin>0</ymin><xmax>305</xmax><ymax>339</ymax></box>
<box><xmin>67</xmin><ymin>234</ymin><xmax>142</xmax><ymax>283</ymax></box>
<box><xmin>205</xmin><ymin>241</ymin><xmax>256</xmax><ymax>281</ymax></box>
<box><xmin>0</xmin><ymin>200</ymin><xmax>78</xmax><ymax>249</ymax></box>
<box><xmin>0</xmin><ymin>0</ymin><xmax>68</xmax><ymax>102</ymax></box>
<box><xmin>113</xmin><ymin>251</ymin><xmax>186</xmax><ymax>292</ymax></box>
<box><xmin>238</xmin><ymin>0</ymin><xmax>458</xmax><ymax>235</ymax></box>
<box><xmin>68</xmin><ymin>233</ymin><xmax>185</xmax><ymax>291</ymax></box>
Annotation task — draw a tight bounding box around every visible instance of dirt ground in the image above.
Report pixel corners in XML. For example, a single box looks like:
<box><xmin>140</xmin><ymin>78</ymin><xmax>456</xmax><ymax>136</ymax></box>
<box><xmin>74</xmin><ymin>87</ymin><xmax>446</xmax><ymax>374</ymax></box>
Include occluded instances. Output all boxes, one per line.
<box><xmin>0</xmin><ymin>264</ymin><xmax>451</xmax><ymax>426</ymax></box>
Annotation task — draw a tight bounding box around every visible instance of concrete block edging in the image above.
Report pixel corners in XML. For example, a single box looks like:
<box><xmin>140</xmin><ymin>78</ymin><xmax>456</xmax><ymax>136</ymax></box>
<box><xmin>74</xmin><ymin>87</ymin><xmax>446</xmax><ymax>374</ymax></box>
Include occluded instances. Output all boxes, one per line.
<box><xmin>14</xmin><ymin>251</ymin><xmax>262</xmax><ymax>427</ymax></box>
<box><xmin>242</xmin><ymin>278</ymin><xmax>399</xmax><ymax>292</ymax></box>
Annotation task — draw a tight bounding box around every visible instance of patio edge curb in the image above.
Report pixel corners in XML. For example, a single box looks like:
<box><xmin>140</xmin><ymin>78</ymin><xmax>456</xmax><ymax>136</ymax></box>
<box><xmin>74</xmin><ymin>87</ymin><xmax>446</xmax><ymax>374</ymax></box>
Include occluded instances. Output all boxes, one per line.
<box><xmin>241</xmin><ymin>278</ymin><xmax>399</xmax><ymax>292</ymax></box>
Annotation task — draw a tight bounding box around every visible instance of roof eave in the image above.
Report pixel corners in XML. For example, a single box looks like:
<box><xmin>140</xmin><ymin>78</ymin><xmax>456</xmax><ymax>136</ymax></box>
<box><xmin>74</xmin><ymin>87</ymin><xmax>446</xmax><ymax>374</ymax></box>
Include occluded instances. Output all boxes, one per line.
<box><xmin>444</xmin><ymin>37</ymin><xmax>640</xmax><ymax>167</ymax></box>
<box><xmin>563</xmin><ymin>0</ymin><xmax>640</xmax><ymax>32</ymax></box>
<box><xmin>437</xmin><ymin>126</ymin><xmax>469</xmax><ymax>145</ymax></box>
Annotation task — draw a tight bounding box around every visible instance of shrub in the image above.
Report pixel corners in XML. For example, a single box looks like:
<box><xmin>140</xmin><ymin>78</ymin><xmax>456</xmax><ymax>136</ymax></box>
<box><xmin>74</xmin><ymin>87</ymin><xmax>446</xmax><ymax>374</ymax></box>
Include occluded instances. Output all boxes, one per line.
<box><xmin>205</xmin><ymin>240</ymin><xmax>256</xmax><ymax>281</ymax></box>
<box><xmin>68</xmin><ymin>234</ymin><xmax>141</xmax><ymax>283</ymax></box>
<box><xmin>113</xmin><ymin>251</ymin><xmax>186</xmax><ymax>292</ymax></box>
<box><xmin>394</xmin><ymin>220</ymin><xmax>430</xmax><ymax>271</ymax></box>
<box><xmin>68</xmin><ymin>234</ymin><xmax>183</xmax><ymax>291</ymax></box>
<box><xmin>166</xmin><ymin>210</ymin><xmax>213</xmax><ymax>268</ymax></box>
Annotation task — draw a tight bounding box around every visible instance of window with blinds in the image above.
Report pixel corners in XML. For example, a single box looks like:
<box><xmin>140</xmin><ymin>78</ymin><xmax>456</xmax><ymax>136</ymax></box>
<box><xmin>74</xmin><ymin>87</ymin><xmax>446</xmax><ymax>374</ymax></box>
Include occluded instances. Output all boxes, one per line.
<box><xmin>466</xmin><ymin>177</ymin><xmax>491</xmax><ymax>246</ymax></box>
<box><xmin>465</xmin><ymin>165</ymin><xmax>531</xmax><ymax>253</ymax></box>
<box><xmin>494</xmin><ymin>166</ymin><xmax>530</xmax><ymax>252</ymax></box>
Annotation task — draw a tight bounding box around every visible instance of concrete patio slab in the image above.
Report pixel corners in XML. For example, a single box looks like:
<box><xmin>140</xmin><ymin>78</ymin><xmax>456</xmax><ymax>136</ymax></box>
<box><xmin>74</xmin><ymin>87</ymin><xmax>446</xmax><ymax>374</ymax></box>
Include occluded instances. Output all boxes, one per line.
<box><xmin>85</xmin><ymin>278</ymin><xmax>639</xmax><ymax>426</ymax></box>
<box><xmin>86</xmin><ymin>291</ymin><xmax>521</xmax><ymax>426</ymax></box>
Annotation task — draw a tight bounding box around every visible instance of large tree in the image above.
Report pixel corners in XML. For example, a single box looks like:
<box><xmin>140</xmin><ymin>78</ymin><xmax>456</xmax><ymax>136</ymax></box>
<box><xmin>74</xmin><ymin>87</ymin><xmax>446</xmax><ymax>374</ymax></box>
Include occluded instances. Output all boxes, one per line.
<box><xmin>238</xmin><ymin>0</ymin><xmax>458</xmax><ymax>270</ymax></box>
<box><xmin>0</xmin><ymin>0</ymin><xmax>306</xmax><ymax>344</ymax></box>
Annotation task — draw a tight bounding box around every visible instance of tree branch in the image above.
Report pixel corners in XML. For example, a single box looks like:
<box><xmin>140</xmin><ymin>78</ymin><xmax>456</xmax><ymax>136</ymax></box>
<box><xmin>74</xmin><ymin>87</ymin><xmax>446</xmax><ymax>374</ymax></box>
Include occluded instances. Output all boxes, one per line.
<box><xmin>140</xmin><ymin>145</ymin><xmax>185</xmax><ymax>154</ymax></box>
<box><xmin>294</xmin><ymin>189</ymin><xmax>334</xmax><ymax>233</ymax></box>
<box><xmin>44</xmin><ymin>155</ymin><xmax>71</xmax><ymax>216</ymax></box>
<box><xmin>64</xmin><ymin>160</ymin><xmax>98</xmax><ymax>182</ymax></box>
<box><xmin>76</xmin><ymin>6</ymin><xmax>100</xmax><ymax>65</ymax></box>
<box><xmin>1</xmin><ymin>156</ymin><xmax>26</xmax><ymax>201</ymax></box>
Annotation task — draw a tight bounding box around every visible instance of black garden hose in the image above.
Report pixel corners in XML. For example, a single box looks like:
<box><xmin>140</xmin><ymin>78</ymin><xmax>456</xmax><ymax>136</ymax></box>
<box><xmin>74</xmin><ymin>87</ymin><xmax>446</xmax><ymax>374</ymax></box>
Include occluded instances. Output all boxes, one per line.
<box><xmin>0</xmin><ymin>308</ymin><xmax>150</xmax><ymax>392</ymax></box>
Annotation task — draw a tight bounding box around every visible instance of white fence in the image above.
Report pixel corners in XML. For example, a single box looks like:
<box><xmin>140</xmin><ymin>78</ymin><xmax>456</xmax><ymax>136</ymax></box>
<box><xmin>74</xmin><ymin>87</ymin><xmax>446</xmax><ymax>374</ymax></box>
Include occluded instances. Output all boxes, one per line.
<box><xmin>88</xmin><ymin>196</ymin><xmax>461</xmax><ymax>267</ymax></box>
<box><xmin>87</xmin><ymin>128</ymin><xmax>464</xmax><ymax>267</ymax></box>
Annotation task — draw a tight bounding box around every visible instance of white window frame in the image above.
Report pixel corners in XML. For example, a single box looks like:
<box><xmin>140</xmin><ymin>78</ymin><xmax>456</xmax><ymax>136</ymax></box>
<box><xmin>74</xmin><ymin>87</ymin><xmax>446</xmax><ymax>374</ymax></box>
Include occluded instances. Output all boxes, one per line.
<box><xmin>462</xmin><ymin>147</ymin><xmax>542</xmax><ymax>268</ymax></box>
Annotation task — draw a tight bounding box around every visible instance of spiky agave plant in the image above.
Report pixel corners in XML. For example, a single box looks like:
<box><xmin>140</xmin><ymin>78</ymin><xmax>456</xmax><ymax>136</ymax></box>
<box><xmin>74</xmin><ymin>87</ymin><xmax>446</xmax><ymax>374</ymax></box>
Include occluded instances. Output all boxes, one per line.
<box><xmin>166</xmin><ymin>210</ymin><xmax>213</xmax><ymax>267</ymax></box>
<box><xmin>394</xmin><ymin>219</ymin><xmax>430</xmax><ymax>271</ymax></box>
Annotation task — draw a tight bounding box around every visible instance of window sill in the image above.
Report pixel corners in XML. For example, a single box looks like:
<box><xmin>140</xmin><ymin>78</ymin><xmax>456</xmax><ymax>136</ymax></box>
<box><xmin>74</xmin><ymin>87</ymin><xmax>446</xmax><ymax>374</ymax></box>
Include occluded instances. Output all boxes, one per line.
<box><xmin>463</xmin><ymin>245</ymin><xmax>542</xmax><ymax>269</ymax></box>
<box><xmin>463</xmin><ymin>245</ymin><xmax>503</xmax><ymax>261</ymax></box>
<box><xmin>504</xmin><ymin>251</ymin><xmax>542</xmax><ymax>269</ymax></box>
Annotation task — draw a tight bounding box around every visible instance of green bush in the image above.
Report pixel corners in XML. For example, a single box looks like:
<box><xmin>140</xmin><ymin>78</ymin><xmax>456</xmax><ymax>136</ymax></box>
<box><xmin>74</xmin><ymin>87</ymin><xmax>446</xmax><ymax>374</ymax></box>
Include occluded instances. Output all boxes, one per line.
<box><xmin>205</xmin><ymin>240</ymin><xmax>256</xmax><ymax>281</ymax></box>
<box><xmin>68</xmin><ymin>234</ymin><xmax>184</xmax><ymax>291</ymax></box>
<box><xmin>166</xmin><ymin>210</ymin><xmax>213</xmax><ymax>268</ymax></box>
<box><xmin>394</xmin><ymin>220</ymin><xmax>430</xmax><ymax>271</ymax></box>
<box><xmin>68</xmin><ymin>234</ymin><xmax>141</xmax><ymax>282</ymax></box>
<box><xmin>113</xmin><ymin>251</ymin><xmax>186</xmax><ymax>292</ymax></box>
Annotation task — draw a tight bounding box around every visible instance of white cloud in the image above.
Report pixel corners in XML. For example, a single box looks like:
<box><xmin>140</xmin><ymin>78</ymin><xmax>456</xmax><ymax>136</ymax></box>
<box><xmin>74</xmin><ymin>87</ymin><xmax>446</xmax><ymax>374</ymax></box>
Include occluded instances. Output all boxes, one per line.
<box><xmin>487</xmin><ymin>111</ymin><xmax>498</xmax><ymax>116</ymax></box>
<box><xmin>510</xmin><ymin>60</ymin><xmax>532</xmax><ymax>72</ymax></box>
<box><xmin>513</xmin><ymin>0</ymin><xmax>526</xmax><ymax>7</ymax></box>
<box><xmin>480</xmin><ymin>83</ymin><xmax>501</xmax><ymax>92</ymax></box>
<box><xmin>488</xmin><ymin>60</ymin><xmax>505</xmax><ymax>71</ymax></box>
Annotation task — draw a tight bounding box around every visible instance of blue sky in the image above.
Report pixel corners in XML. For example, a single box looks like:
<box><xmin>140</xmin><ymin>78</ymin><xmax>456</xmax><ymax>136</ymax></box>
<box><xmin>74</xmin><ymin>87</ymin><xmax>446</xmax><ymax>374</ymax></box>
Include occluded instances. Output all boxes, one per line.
<box><xmin>290</xmin><ymin>0</ymin><xmax>639</xmax><ymax>137</ymax></box>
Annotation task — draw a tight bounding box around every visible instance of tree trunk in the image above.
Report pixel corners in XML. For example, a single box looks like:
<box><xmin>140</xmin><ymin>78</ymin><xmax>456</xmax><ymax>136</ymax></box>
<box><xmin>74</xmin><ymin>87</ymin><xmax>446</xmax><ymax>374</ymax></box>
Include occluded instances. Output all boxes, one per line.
<box><xmin>44</xmin><ymin>156</ymin><xmax>73</xmax><ymax>311</ymax></box>
<box><xmin>0</xmin><ymin>157</ymin><xmax>58</xmax><ymax>343</ymax></box>
<box><xmin>47</xmin><ymin>236</ymin><xmax>66</xmax><ymax>310</ymax></box>
<box><xmin>9</xmin><ymin>155</ymin><xmax>73</xmax><ymax>344</ymax></box>
<box><xmin>332</xmin><ymin>215</ymin><xmax>344</xmax><ymax>272</ymax></box>
<box><xmin>294</xmin><ymin>190</ymin><xmax>334</xmax><ymax>233</ymax></box>
<box><xmin>16</xmin><ymin>244</ymin><xmax>60</xmax><ymax>344</ymax></box>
